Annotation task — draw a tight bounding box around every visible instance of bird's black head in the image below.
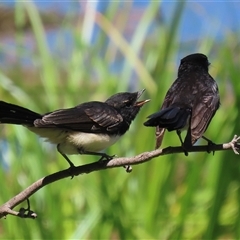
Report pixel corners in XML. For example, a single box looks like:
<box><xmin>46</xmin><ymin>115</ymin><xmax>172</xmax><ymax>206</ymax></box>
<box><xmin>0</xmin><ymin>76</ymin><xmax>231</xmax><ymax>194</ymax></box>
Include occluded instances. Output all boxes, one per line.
<box><xmin>105</xmin><ymin>89</ymin><xmax>150</xmax><ymax>125</ymax></box>
<box><xmin>178</xmin><ymin>53</ymin><xmax>210</xmax><ymax>76</ymax></box>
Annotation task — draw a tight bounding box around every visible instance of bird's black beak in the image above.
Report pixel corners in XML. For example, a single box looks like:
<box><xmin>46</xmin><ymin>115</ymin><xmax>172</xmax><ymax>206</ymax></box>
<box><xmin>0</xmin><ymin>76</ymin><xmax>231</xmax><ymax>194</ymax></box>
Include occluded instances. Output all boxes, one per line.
<box><xmin>134</xmin><ymin>89</ymin><xmax>150</xmax><ymax>107</ymax></box>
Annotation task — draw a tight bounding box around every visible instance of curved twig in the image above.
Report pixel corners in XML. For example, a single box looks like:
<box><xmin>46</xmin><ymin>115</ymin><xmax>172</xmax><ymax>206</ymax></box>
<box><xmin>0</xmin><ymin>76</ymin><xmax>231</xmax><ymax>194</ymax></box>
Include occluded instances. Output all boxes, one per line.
<box><xmin>0</xmin><ymin>135</ymin><xmax>239</xmax><ymax>219</ymax></box>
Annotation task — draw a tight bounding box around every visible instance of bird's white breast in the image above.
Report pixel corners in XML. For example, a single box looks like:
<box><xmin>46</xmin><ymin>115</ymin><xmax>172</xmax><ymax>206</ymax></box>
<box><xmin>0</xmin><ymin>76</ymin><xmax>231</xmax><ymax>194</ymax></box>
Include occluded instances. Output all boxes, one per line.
<box><xmin>64</xmin><ymin>131</ymin><xmax>120</xmax><ymax>154</ymax></box>
<box><xmin>27</xmin><ymin>126</ymin><xmax>120</xmax><ymax>155</ymax></box>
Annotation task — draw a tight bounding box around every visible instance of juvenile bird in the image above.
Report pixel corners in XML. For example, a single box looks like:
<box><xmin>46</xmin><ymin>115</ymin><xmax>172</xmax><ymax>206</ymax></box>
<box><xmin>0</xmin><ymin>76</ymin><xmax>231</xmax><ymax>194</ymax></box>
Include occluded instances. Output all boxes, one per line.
<box><xmin>0</xmin><ymin>90</ymin><xmax>149</xmax><ymax>167</ymax></box>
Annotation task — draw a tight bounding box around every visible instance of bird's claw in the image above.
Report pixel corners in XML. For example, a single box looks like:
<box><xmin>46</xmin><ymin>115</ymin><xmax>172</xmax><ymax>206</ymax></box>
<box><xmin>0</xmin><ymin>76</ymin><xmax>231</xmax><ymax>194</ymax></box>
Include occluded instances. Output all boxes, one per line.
<box><xmin>181</xmin><ymin>145</ymin><xmax>188</xmax><ymax>156</ymax></box>
<box><xmin>67</xmin><ymin>164</ymin><xmax>77</xmax><ymax>179</ymax></box>
<box><xmin>98</xmin><ymin>154</ymin><xmax>116</xmax><ymax>162</ymax></box>
<box><xmin>205</xmin><ymin>139</ymin><xmax>216</xmax><ymax>155</ymax></box>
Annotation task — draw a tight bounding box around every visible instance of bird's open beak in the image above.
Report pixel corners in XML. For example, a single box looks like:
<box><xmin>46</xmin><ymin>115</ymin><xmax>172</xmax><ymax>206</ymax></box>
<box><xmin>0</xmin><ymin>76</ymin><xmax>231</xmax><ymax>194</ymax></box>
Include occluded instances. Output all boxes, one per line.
<box><xmin>134</xmin><ymin>89</ymin><xmax>150</xmax><ymax>107</ymax></box>
<box><xmin>135</xmin><ymin>99</ymin><xmax>150</xmax><ymax>107</ymax></box>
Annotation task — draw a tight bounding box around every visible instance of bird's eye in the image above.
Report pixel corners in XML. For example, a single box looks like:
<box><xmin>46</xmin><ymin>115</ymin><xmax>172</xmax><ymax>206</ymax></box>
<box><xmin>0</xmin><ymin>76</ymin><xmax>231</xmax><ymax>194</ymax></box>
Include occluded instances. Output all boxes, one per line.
<box><xmin>123</xmin><ymin>100</ymin><xmax>132</xmax><ymax>107</ymax></box>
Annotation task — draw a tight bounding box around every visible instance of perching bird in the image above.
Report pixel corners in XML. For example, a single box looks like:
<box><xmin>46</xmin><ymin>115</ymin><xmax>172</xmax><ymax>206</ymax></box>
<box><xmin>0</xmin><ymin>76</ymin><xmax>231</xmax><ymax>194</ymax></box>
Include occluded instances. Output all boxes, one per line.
<box><xmin>144</xmin><ymin>53</ymin><xmax>220</xmax><ymax>154</ymax></box>
<box><xmin>0</xmin><ymin>90</ymin><xmax>149</xmax><ymax>167</ymax></box>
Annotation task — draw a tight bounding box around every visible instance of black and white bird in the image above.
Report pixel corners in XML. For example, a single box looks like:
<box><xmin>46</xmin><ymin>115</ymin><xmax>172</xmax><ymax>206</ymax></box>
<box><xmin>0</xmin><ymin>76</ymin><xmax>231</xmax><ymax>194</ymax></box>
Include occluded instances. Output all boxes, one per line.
<box><xmin>0</xmin><ymin>90</ymin><xmax>149</xmax><ymax>166</ymax></box>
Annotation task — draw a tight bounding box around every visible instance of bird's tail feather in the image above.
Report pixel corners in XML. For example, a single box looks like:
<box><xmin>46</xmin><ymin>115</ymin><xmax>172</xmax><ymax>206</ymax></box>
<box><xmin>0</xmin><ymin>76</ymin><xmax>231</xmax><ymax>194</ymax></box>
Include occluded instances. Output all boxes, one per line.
<box><xmin>144</xmin><ymin>106</ymin><xmax>192</xmax><ymax>149</ymax></box>
<box><xmin>144</xmin><ymin>106</ymin><xmax>191</xmax><ymax>131</ymax></box>
<box><xmin>0</xmin><ymin>101</ymin><xmax>41</xmax><ymax>125</ymax></box>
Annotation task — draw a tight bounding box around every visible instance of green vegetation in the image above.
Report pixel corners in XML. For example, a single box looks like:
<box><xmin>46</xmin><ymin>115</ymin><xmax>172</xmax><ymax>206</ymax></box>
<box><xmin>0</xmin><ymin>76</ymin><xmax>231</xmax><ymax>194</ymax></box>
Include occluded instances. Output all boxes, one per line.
<box><xmin>1</xmin><ymin>1</ymin><xmax>240</xmax><ymax>239</ymax></box>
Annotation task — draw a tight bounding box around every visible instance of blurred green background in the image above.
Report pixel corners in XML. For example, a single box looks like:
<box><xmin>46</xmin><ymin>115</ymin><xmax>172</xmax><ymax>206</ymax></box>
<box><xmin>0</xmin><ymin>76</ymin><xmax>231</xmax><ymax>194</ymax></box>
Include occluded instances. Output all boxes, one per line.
<box><xmin>1</xmin><ymin>1</ymin><xmax>240</xmax><ymax>239</ymax></box>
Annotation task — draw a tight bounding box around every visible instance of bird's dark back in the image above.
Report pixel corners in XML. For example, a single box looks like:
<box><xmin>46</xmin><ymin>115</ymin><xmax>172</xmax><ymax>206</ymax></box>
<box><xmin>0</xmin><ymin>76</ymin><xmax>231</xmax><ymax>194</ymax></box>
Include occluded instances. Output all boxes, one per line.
<box><xmin>160</xmin><ymin>53</ymin><xmax>220</xmax><ymax>146</ymax></box>
<box><xmin>162</xmin><ymin>54</ymin><xmax>218</xmax><ymax>111</ymax></box>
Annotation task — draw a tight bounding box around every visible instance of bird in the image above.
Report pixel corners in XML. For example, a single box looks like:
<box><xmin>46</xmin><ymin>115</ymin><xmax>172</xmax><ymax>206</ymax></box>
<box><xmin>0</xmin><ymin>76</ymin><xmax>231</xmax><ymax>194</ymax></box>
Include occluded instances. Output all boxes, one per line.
<box><xmin>0</xmin><ymin>90</ymin><xmax>149</xmax><ymax>167</ymax></box>
<box><xmin>144</xmin><ymin>53</ymin><xmax>220</xmax><ymax>155</ymax></box>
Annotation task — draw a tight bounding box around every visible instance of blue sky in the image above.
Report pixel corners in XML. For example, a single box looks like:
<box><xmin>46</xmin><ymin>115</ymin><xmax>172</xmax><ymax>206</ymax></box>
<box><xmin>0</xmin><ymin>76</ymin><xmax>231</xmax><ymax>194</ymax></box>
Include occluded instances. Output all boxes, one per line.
<box><xmin>1</xmin><ymin>1</ymin><xmax>239</xmax><ymax>41</ymax></box>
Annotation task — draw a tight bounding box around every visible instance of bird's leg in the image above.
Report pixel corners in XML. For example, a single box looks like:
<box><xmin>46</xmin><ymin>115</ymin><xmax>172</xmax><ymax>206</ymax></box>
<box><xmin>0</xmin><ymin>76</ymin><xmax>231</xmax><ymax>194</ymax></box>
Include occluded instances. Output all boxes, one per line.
<box><xmin>177</xmin><ymin>130</ymin><xmax>188</xmax><ymax>156</ymax></box>
<box><xmin>202</xmin><ymin>136</ymin><xmax>216</xmax><ymax>155</ymax></box>
<box><xmin>78</xmin><ymin>149</ymin><xmax>115</xmax><ymax>162</ymax></box>
<box><xmin>77</xmin><ymin>149</ymin><xmax>133</xmax><ymax>172</ymax></box>
<box><xmin>57</xmin><ymin>144</ymin><xmax>75</xmax><ymax>168</ymax></box>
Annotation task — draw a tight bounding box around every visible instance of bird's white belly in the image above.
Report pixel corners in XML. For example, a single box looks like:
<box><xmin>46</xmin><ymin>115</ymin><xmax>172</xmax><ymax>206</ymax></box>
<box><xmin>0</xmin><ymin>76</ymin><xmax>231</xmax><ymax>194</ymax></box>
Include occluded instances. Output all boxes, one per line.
<box><xmin>64</xmin><ymin>132</ymin><xmax>120</xmax><ymax>155</ymax></box>
<box><xmin>27</xmin><ymin>127</ymin><xmax>120</xmax><ymax>155</ymax></box>
<box><xmin>27</xmin><ymin>127</ymin><xmax>68</xmax><ymax>143</ymax></box>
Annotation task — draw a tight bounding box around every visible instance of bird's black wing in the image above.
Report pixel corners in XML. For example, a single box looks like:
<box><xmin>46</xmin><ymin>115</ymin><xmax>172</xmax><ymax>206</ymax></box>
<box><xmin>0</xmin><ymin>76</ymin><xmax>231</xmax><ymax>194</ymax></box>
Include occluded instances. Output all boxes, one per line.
<box><xmin>33</xmin><ymin>102</ymin><xmax>123</xmax><ymax>133</ymax></box>
<box><xmin>185</xmin><ymin>92</ymin><xmax>220</xmax><ymax>146</ymax></box>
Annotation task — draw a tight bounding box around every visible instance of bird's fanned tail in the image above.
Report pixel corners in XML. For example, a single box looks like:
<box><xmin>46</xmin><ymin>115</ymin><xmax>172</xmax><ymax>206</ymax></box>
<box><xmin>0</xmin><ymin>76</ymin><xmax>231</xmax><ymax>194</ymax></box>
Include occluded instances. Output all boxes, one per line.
<box><xmin>144</xmin><ymin>106</ymin><xmax>191</xmax><ymax>149</ymax></box>
<box><xmin>144</xmin><ymin>106</ymin><xmax>191</xmax><ymax>131</ymax></box>
<box><xmin>0</xmin><ymin>101</ymin><xmax>41</xmax><ymax>125</ymax></box>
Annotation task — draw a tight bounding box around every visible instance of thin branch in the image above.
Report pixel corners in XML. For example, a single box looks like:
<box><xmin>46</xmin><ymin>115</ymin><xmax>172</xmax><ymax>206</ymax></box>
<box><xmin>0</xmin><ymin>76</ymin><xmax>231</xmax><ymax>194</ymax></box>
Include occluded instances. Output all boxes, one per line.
<box><xmin>0</xmin><ymin>135</ymin><xmax>239</xmax><ymax>219</ymax></box>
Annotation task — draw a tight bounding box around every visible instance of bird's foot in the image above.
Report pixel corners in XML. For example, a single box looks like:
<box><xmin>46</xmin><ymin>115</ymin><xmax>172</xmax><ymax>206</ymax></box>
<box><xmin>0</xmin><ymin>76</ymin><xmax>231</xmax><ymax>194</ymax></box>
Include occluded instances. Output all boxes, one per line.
<box><xmin>67</xmin><ymin>162</ymin><xmax>77</xmax><ymax>179</ymax></box>
<box><xmin>207</xmin><ymin>140</ymin><xmax>216</xmax><ymax>155</ymax></box>
<box><xmin>98</xmin><ymin>153</ymin><xmax>116</xmax><ymax>162</ymax></box>
<box><xmin>78</xmin><ymin>148</ymin><xmax>116</xmax><ymax>162</ymax></box>
<box><xmin>181</xmin><ymin>145</ymin><xmax>189</xmax><ymax>156</ymax></box>
<box><xmin>183</xmin><ymin>148</ymin><xmax>188</xmax><ymax>156</ymax></box>
<box><xmin>98</xmin><ymin>154</ymin><xmax>132</xmax><ymax>172</ymax></box>
<box><xmin>202</xmin><ymin>136</ymin><xmax>216</xmax><ymax>155</ymax></box>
